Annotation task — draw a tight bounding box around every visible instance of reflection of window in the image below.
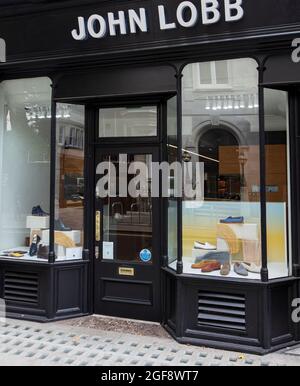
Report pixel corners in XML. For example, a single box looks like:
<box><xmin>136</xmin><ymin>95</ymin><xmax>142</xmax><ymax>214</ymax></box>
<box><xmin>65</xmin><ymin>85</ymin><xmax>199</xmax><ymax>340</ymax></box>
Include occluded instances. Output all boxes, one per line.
<box><xmin>99</xmin><ymin>106</ymin><xmax>158</xmax><ymax>138</ymax></box>
<box><xmin>194</xmin><ymin>61</ymin><xmax>230</xmax><ymax>89</ymax></box>
<box><xmin>58</xmin><ymin>125</ymin><xmax>84</xmax><ymax>149</ymax></box>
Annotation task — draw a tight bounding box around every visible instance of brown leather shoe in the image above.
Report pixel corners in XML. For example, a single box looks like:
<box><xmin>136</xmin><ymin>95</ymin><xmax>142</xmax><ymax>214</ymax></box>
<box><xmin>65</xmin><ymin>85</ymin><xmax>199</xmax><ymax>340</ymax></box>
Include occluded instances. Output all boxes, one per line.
<box><xmin>191</xmin><ymin>260</ymin><xmax>217</xmax><ymax>269</ymax></box>
<box><xmin>201</xmin><ymin>261</ymin><xmax>221</xmax><ymax>273</ymax></box>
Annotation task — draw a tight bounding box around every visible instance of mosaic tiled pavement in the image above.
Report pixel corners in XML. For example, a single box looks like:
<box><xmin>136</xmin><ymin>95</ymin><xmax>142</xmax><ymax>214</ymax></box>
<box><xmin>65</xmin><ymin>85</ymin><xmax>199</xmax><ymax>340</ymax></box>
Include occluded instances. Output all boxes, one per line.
<box><xmin>0</xmin><ymin>318</ymin><xmax>300</xmax><ymax>366</ymax></box>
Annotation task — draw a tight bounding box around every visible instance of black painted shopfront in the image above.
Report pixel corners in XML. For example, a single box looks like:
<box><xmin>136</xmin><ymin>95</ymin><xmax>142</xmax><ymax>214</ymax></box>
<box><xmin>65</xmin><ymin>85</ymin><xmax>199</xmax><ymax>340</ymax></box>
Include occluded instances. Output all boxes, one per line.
<box><xmin>0</xmin><ymin>0</ymin><xmax>300</xmax><ymax>354</ymax></box>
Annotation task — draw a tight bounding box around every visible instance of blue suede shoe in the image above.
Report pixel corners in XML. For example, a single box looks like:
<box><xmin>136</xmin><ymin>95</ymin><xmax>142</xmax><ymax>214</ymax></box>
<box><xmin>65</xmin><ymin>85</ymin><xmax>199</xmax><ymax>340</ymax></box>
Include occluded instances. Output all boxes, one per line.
<box><xmin>220</xmin><ymin>216</ymin><xmax>244</xmax><ymax>224</ymax></box>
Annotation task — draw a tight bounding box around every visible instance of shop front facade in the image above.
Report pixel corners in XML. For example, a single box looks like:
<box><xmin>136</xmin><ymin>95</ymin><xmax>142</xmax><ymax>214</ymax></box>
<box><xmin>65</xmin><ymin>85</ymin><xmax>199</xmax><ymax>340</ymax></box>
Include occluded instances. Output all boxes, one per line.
<box><xmin>0</xmin><ymin>0</ymin><xmax>300</xmax><ymax>354</ymax></box>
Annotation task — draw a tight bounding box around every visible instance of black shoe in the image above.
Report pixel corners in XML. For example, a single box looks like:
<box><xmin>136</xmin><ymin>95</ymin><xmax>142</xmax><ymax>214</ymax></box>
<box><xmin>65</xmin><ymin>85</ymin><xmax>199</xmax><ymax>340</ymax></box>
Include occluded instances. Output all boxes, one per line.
<box><xmin>55</xmin><ymin>219</ymin><xmax>72</xmax><ymax>231</ymax></box>
<box><xmin>32</xmin><ymin>205</ymin><xmax>49</xmax><ymax>217</ymax></box>
<box><xmin>29</xmin><ymin>234</ymin><xmax>41</xmax><ymax>256</ymax></box>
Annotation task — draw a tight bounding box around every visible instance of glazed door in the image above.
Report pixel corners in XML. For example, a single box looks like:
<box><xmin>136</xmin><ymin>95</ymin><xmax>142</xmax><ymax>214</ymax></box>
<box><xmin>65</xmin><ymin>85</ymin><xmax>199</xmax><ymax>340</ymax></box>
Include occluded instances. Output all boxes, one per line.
<box><xmin>94</xmin><ymin>146</ymin><xmax>162</xmax><ymax>322</ymax></box>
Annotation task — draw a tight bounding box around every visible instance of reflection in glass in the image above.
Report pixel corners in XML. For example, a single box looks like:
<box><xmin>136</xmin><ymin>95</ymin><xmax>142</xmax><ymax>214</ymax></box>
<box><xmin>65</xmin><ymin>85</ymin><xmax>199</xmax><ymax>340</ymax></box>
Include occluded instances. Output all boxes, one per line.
<box><xmin>0</xmin><ymin>78</ymin><xmax>51</xmax><ymax>260</ymax></box>
<box><xmin>99</xmin><ymin>106</ymin><xmax>157</xmax><ymax>138</ymax></box>
<box><xmin>265</xmin><ymin>89</ymin><xmax>290</xmax><ymax>278</ymax></box>
<box><xmin>179</xmin><ymin>58</ymin><xmax>263</xmax><ymax>279</ymax></box>
<box><xmin>55</xmin><ymin>104</ymin><xmax>85</xmax><ymax>260</ymax></box>
<box><xmin>97</xmin><ymin>154</ymin><xmax>153</xmax><ymax>263</ymax></box>
<box><xmin>167</xmin><ymin>96</ymin><xmax>178</xmax><ymax>267</ymax></box>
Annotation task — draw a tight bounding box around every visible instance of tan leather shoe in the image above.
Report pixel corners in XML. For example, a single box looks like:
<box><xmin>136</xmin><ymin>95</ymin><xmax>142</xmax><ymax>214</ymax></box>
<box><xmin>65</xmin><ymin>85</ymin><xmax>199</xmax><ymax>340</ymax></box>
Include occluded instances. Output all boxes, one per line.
<box><xmin>220</xmin><ymin>262</ymin><xmax>231</xmax><ymax>276</ymax></box>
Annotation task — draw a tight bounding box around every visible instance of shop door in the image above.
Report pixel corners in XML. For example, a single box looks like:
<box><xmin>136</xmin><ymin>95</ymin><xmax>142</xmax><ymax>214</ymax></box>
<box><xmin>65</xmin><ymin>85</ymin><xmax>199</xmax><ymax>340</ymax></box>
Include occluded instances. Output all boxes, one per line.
<box><xmin>94</xmin><ymin>146</ymin><xmax>162</xmax><ymax>322</ymax></box>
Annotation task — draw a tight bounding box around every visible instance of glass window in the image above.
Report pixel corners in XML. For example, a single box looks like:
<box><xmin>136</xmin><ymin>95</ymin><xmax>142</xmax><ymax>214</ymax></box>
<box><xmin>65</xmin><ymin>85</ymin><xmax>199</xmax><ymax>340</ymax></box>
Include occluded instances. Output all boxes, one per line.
<box><xmin>0</xmin><ymin>77</ymin><xmax>51</xmax><ymax>261</ymax></box>
<box><xmin>97</xmin><ymin>153</ymin><xmax>153</xmax><ymax>263</ymax></box>
<box><xmin>55</xmin><ymin>104</ymin><xmax>85</xmax><ymax>260</ymax></box>
<box><xmin>264</xmin><ymin>89</ymin><xmax>290</xmax><ymax>278</ymax></box>
<box><xmin>99</xmin><ymin>106</ymin><xmax>157</xmax><ymax>138</ymax></box>
<box><xmin>167</xmin><ymin>96</ymin><xmax>178</xmax><ymax>268</ymax></box>
<box><xmin>180</xmin><ymin>58</ymin><xmax>262</xmax><ymax>279</ymax></box>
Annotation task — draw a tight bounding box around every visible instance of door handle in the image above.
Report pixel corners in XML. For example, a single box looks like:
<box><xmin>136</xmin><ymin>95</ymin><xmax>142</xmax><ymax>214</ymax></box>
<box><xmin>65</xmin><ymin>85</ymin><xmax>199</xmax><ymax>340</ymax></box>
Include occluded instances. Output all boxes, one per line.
<box><xmin>95</xmin><ymin>211</ymin><xmax>101</xmax><ymax>242</ymax></box>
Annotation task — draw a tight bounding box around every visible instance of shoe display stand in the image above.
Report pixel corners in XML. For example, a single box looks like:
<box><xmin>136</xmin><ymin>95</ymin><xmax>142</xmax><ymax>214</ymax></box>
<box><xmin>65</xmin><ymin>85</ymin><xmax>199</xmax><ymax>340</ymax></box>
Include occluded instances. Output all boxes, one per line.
<box><xmin>24</xmin><ymin>216</ymin><xmax>83</xmax><ymax>260</ymax></box>
<box><xmin>169</xmin><ymin>259</ymin><xmax>288</xmax><ymax>280</ymax></box>
<box><xmin>41</xmin><ymin>229</ymin><xmax>83</xmax><ymax>260</ymax></box>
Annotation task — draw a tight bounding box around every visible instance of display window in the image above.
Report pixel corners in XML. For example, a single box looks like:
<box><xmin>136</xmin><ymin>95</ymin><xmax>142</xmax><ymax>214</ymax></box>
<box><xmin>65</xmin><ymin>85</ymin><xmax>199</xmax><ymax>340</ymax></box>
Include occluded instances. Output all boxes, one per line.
<box><xmin>0</xmin><ymin>77</ymin><xmax>51</xmax><ymax>261</ymax></box>
<box><xmin>167</xmin><ymin>58</ymin><xmax>291</xmax><ymax>280</ymax></box>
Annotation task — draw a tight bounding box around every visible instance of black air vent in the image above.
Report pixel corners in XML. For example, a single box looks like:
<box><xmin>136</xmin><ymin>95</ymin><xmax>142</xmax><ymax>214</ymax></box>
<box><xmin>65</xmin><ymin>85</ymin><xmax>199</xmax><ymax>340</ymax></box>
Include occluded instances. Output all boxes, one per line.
<box><xmin>198</xmin><ymin>291</ymin><xmax>246</xmax><ymax>331</ymax></box>
<box><xmin>4</xmin><ymin>271</ymin><xmax>39</xmax><ymax>305</ymax></box>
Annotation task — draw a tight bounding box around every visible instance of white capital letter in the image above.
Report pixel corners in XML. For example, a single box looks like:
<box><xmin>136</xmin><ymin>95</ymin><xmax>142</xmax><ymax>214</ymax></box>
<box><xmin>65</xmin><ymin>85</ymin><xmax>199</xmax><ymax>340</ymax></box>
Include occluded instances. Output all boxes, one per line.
<box><xmin>292</xmin><ymin>38</ymin><xmax>300</xmax><ymax>64</ymax></box>
<box><xmin>292</xmin><ymin>298</ymin><xmax>300</xmax><ymax>323</ymax></box>
<box><xmin>224</xmin><ymin>0</ymin><xmax>244</xmax><ymax>22</ymax></box>
<box><xmin>201</xmin><ymin>0</ymin><xmax>221</xmax><ymax>25</ymax></box>
<box><xmin>87</xmin><ymin>14</ymin><xmax>107</xmax><ymax>39</ymax></box>
<box><xmin>177</xmin><ymin>1</ymin><xmax>198</xmax><ymax>28</ymax></box>
<box><xmin>71</xmin><ymin>16</ymin><xmax>87</xmax><ymax>40</ymax></box>
<box><xmin>108</xmin><ymin>11</ymin><xmax>127</xmax><ymax>36</ymax></box>
<box><xmin>158</xmin><ymin>5</ymin><xmax>176</xmax><ymax>30</ymax></box>
<box><xmin>128</xmin><ymin>8</ymin><xmax>148</xmax><ymax>33</ymax></box>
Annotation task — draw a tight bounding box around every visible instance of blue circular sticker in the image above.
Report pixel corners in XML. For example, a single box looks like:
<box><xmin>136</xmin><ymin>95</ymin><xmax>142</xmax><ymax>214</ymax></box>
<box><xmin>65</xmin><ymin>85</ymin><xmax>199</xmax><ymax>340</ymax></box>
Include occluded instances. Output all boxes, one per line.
<box><xmin>140</xmin><ymin>249</ymin><xmax>152</xmax><ymax>262</ymax></box>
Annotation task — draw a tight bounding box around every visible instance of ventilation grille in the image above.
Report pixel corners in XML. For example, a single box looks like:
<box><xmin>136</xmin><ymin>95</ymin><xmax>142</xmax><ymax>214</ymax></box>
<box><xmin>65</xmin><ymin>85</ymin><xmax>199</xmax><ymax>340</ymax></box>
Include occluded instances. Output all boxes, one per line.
<box><xmin>4</xmin><ymin>271</ymin><xmax>39</xmax><ymax>305</ymax></box>
<box><xmin>198</xmin><ymin>291</ymin><xmax>246</xmax><ymax>331</ymax></box>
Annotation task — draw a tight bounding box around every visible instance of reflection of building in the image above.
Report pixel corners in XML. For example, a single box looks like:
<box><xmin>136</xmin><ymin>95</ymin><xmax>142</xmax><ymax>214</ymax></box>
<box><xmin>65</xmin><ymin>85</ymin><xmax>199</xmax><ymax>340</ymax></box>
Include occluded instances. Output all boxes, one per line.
<box><xmin>183</xmin><ymin>59</ymin><xmax>288</xmax><ymax>204</ymax></box>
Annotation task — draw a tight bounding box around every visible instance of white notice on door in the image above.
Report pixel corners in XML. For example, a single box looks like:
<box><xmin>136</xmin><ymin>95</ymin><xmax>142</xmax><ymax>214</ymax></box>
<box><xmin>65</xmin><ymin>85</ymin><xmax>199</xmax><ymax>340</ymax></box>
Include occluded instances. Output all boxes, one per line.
<box><xmin>103</xmin><ymin>241</ymin><xmax>114</xmax><ymax>260</ymax></box>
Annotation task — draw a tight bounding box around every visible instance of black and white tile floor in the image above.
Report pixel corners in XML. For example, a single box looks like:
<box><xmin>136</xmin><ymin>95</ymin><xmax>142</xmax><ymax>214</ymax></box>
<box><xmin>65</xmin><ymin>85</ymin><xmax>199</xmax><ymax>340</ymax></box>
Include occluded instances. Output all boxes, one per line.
<box><xmin>0</xmin><ymin>318</ymin><xmax>299</xmax><ymax>366</ymax></box>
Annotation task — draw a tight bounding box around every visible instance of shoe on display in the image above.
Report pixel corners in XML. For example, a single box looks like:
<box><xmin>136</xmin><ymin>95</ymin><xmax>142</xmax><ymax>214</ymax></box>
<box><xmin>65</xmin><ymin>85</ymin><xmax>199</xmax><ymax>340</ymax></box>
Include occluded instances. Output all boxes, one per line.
<box><xmin>241</xmin><ymin>262</ymin><xmax>261</xmax><ymax>274</ymax></box>
<box><xmin>220</xmin><ymin>216</ymin><xmax>244</xmax><ymax>224</ymax></box>
<box><xmin>234</xmin><ymin>262</ymin><xmax>248</xmax><ymax>277</ymax></box>
<box><xmin>37</xmin><ymin>244</ymin><xmax>49</xmax><ymax>260</ymax></box>
<box><xmin>29</xmin><ymin>234</ymin><xmax>41</xmax><ymax>257</ymax></box>
<box><xmin>9</xmin><ymin>253</ymin><xmax>24</xmax><ymax>258</ymax></box>
<box><xmin>201</xmin><ymin>261</ymin><xmax>221</xmax><ymax>273</ymax></box>
<box><xmin>32</xmin><ymin>205</ymin><xmax>49</xmax><ymax>217</ymax></box>
<box><xmin>55</xmin><ymin>219</ymin><xmax>72</xmax><ymax>232</ymax></box>
<box><xmin>191</xmin><ymin>260</ymin><xmax>218</xmax><ymax>269</ymax></box>
<box><xmin>220</xmin><ymin>262</ymin><xmax>231</xmax><ymax>276</ymax></box>
<box><xmin>195</xmin><ymin>251</ymin><xmax>230</xmax><ymax>265</ymax></box>
<box><xmin>3</xmin><ymin>250</ymin><xmax>27</xmax><ymax>255</ymax></box>
<box><xmin>194</xmin><ymin>241</ymin><xmax>217</xmax><ymax>250</ymax></box>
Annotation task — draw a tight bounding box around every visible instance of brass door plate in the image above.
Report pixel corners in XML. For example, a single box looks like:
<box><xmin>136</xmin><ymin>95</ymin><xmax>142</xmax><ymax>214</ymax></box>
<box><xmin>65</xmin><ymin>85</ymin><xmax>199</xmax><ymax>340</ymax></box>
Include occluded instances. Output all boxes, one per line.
<box><xmin>118</xmin><ymin>267</ymin><xmax>135</xmax><ymax>276</ymax></box>
<box><xmin>95</xmin><ymin>211</ymin><xmax>101</xmax><ymax>242</ymax></box>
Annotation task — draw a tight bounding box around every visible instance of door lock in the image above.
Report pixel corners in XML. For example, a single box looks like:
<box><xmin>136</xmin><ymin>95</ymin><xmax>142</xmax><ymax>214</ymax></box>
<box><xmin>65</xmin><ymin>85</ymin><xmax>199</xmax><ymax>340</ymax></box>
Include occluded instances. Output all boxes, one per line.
<box><xmin>95</xmin><ymin>210</ymin><xmax>101</xmax><ymax>242</ymax></box>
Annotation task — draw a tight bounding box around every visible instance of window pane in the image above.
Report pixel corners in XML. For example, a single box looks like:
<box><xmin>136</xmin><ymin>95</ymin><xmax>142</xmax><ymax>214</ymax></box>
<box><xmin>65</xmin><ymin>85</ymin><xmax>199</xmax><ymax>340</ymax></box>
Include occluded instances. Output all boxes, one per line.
<box><xmin>182</xmin><ymin>58</ymin><xmax>261</xmax><ymax>279</ymax></box>
<box><xmin>199</xmin><ymin>62</ymin><xmax>212</xmax><ymax>85</ymax></box>
<box><xmin>99</xmin><ymin>106</ymin><xmax>157</xmax><ymax>138</ymax></box>
<box><xmin>55</xmin><ymin>104</ymin><xmax>85</xmax><ymax>260</ymax></box>
<box><xmin>0</xmin><ymin>78</ymin><xmax>51</xmax><ymax>261</ymax></box>
<box><xmin>215</xmin><ymin>60</ymin><xmax>229</xmax><ymax>84</ymax></box>
<box><xmin>264</xmin><ymin>89</ymin><xmax>290</xmax><ymax>278</ymax></box>
<box><xmin>167</xmin><ymin>96</ymin><xmax>178</xmax><ymax>268</ymax></box>
<box><xmin>97</xmin><ymin>153</ymin><xmax>153</xmax><ymax>263</ymax></box>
